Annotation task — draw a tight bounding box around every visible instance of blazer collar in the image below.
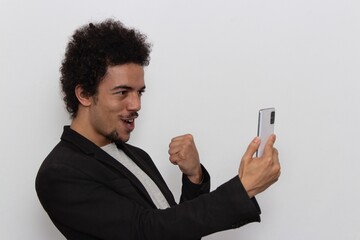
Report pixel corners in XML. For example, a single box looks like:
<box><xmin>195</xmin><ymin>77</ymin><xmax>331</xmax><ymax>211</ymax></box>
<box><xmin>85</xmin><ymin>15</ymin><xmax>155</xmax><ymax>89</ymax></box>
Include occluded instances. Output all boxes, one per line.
<box><xmin>61</xmin><ymin>126</ymin><xmax>157</xmax><ymax>207</ymax></box>
<box><xmin>118</xmin><ymin>142</ymin><xmax>176</xmax><ymax>206</ymax></box>
<box><xmin>60</xmin><ymin>126</ymin><xmax>175</xmax><ymax>207</ymax></box>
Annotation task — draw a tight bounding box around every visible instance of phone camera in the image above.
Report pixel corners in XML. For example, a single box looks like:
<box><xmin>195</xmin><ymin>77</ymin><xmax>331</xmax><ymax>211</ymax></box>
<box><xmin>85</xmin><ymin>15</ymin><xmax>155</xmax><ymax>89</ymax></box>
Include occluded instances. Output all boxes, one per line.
<box><xmin>270</xmin><ymin>111</ymin><xmax>275</xmax><ymax>124</ymax></box>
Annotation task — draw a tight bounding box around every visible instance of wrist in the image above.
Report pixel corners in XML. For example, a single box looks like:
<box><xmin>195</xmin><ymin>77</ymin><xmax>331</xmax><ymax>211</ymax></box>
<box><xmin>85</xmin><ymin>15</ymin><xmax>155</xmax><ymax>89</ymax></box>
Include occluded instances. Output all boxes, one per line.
<box><xmin>238</xmin><ymin>175</ymin><xmax>256</xmax><ymax>198</ymax></box>
<box><xmin>187</xmin><ymin>166</ymin><xmax>203</xmax><ymax>184</ymax></box>
<box><xmin>188</xmin><ymin>174</ymin><xmax>203</xmax><ymax>184</ymax></box>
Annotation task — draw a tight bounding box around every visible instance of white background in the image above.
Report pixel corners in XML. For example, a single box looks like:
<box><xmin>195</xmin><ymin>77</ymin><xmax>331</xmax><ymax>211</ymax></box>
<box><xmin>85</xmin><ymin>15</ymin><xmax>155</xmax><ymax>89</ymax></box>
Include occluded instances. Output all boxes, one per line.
<box><xmin>1</xmin><ymin>0</ymin><xmax>359</xmax><ymax>239</ymax></box>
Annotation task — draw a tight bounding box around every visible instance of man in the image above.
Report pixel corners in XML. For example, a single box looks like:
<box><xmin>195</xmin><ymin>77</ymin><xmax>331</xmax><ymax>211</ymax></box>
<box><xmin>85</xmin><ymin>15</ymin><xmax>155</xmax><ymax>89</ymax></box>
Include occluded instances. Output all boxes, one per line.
<box><xmin>36</xmin><ymin>19</ymin><xmax>280</xmax><ymax>240</ymax></box>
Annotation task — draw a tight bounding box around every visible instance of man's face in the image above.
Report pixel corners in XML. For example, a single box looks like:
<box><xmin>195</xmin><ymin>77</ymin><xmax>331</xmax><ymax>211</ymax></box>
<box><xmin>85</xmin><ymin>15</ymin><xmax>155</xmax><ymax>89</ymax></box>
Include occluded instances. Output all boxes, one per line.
<box><xmin>88</xmin><ymin>63</ymin><xmax>145</xmax><ymax>146</ymax></box>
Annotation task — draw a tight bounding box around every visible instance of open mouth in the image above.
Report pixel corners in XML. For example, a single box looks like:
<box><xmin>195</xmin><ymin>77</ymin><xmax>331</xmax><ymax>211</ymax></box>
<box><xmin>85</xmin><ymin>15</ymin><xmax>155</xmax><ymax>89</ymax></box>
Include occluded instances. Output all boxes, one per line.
<box><xmin>122</xmin><ymin>119</ymin><xmax>134</xmax><ymax>124</ymax></box>
<box><xmin>121</xmin><ymin>112</ymin><xmax>138</xmax><ymax>126</ymax></box>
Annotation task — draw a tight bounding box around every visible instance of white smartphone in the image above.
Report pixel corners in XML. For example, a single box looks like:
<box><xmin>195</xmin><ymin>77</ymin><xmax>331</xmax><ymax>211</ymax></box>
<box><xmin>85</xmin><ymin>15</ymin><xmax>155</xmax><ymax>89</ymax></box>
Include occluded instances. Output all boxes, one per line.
<box><xmin>256</xmin><ymin>108</ymin><xmax>275</xmax><ymax>157</ymax></box>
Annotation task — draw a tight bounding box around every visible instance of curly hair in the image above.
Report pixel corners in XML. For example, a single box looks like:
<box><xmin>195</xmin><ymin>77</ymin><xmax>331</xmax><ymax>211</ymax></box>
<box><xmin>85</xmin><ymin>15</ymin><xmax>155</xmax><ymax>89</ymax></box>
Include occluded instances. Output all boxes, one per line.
<box><xmin>60</xmin><ymin>19</ymin><xmax>151</xmax><ymax>118</ymax></box>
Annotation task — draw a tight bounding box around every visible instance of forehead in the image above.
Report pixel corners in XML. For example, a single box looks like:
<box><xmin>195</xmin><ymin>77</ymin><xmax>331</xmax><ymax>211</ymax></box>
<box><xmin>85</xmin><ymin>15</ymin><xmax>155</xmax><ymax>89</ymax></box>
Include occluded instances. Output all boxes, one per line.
<box><xmin>100</xmin><ymin>63</ymin><xmax>145</xmax><ymax>89</ymax></box>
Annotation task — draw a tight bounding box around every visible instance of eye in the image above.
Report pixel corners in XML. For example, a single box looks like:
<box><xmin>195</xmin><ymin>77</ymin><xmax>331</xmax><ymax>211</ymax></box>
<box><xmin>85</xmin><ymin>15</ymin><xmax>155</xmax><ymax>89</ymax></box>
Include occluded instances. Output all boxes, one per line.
<box><xmin>114</xmin><ymin>90</ymin><xmax>128</xmax><ymax>96</ymax></box>
<box><xmin>138</xmin><ymin>89</ymin><xmax>145</xmax><ymax>96</ymax></box>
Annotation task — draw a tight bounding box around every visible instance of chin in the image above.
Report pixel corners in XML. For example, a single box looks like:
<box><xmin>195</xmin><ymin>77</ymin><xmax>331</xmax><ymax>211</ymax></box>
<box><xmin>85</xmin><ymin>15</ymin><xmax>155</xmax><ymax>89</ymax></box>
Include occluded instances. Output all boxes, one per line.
<box><xmin>121</xmin><ymin>136</ymin><xmax>130</xmax><ymax>143</ymax></box>
<box><xmin>118</xmin><ymin>132</ymin><xmax>131</xmax><ymax>143</ymax></box>
<box><xmin>107</xmin><ymin>128</ymin><xmax>132</xmax><ymax>143</ymax></box>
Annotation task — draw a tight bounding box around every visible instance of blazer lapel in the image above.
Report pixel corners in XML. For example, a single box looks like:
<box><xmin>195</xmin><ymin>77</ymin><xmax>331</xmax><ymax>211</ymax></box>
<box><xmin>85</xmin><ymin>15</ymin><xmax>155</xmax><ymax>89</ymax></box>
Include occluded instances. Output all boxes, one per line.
<box><xmin>118</xmin><ymin>143</ymin><xmax>177</xmax><ymax>206</ymax></box>
<box><xmin>61</xmin><ymin>126</ymin><xmax>157</xmax><ymax>208</ymax></box>
<box><xmin>93</xmin><ymin>147</ymin><xmax>157</xmax><ymax>208</ymax></box>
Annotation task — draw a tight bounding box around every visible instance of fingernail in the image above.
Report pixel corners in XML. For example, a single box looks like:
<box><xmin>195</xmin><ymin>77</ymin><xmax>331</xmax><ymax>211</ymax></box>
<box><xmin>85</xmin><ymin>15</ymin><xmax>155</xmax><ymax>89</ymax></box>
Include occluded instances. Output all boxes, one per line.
<box><xmin>253</xmin><ymin>137</ymin><xmax>260</xmax><ymax>143</ymax></box>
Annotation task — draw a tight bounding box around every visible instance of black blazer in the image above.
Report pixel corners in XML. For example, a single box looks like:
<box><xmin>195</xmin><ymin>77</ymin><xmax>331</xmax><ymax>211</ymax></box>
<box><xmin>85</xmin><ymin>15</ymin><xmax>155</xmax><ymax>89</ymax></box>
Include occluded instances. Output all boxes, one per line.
<box><xmin>36</xmin><ymin>126</ymin><xmax>261</xmax><ymax>240</ymax></box>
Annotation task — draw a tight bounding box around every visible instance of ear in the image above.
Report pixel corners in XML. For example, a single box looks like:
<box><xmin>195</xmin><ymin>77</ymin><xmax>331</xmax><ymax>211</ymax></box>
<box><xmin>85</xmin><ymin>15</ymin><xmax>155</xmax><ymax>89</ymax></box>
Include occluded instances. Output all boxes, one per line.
<box><xmin>75</xmin><ymin>85</ymin><xmax>92</xmax><ymax>107</ymax></box>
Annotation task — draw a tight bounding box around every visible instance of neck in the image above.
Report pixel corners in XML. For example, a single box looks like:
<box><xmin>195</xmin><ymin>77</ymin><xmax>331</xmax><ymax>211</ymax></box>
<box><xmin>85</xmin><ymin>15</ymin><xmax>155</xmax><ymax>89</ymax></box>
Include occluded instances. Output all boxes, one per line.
<box><xmin>70</xmin><ymin>114</ymin><xmax>110</xmax><ymax>147</ymax></box>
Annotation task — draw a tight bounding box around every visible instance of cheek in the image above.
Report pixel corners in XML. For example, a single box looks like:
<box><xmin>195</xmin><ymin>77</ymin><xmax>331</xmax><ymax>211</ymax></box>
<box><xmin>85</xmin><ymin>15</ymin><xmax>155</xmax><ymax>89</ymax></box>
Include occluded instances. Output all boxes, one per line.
<box><xmin>101</xmin><ymin>98</ymin><xmax>123</xmax><ymax>112</ymax></box>
<box><xmin>108</xmin><ymin>102</ymin><xmax>126</xmax><ymax>115</ymax></box>
<box><xmin>105</xmin><ymin>102</ymin><xmax>128</xmax><ymax>124</ymax></box>
<box><xmin>93</xmin><ymin>97</ymin><xmax>127</xmax><ymax>121</ymax></box>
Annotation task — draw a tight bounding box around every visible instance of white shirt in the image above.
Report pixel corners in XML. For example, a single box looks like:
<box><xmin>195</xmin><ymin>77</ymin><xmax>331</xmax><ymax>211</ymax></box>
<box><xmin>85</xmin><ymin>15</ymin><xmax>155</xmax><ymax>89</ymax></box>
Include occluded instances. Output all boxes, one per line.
<box><xmin>101</xmin><ymin>143</ymin><xmax>170</xmax><ymax>209</ymax></box>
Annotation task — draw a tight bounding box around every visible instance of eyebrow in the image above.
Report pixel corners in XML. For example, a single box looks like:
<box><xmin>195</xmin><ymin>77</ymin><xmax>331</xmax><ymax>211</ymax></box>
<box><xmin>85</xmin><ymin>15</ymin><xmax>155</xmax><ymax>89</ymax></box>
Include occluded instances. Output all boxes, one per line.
<box><xmin>110</xmin><ymin>85</ymin><xmax>146</xmax><ymax>92</ymax></box>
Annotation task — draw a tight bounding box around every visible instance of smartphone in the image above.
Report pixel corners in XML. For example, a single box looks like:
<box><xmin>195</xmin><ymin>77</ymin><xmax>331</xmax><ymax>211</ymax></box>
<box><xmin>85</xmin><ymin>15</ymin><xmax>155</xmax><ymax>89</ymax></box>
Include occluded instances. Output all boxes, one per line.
<box><xmin>256</xmin><ymin>108</ymin><xmax>275</xmax><ymax>157</ymax></box>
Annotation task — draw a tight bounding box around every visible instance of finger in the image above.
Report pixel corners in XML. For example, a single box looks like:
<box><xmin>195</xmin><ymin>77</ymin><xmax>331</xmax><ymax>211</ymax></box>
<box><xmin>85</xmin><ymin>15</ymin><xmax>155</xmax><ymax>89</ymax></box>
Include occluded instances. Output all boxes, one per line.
<box><xmin>168</xmin><ymin>139</ymin><xmax>183</xmax><ymax>155</ymax></box>
<box><xmin>168</xmin><ymin>145</ymin><xmax>178</xmax><ymax>154</ymax></box>
<box><xmin>171</xmin><ymin>134</ymin><xmax>193</xmax><ymax>143</ymax></box>
<box><xmin>243</xmin><ymin>137</ymin><xmax>261</xmax><ymax>160</ymax></box>
<box><xmin>168</xmin><ymin>135</ymin><xmax>186</xmax><ymax>150</ymax></box>
<box><xmin>263</xmin><ymin>134</ymin><xmax>276</xmax><ymax>158</ymax></box>
<box><xmin>169</xmin><ymin>154</ymin><xmax>179</xmax><ymax>165</ymax></box>
<box><xmin>272</xmin><ymin>148</ymin><xmax>281</xmax><ymax>175</ymax></box>
<box><xmin>239</xmin><ymin>156</ymin><xmax>245</xmax><ymax>178</ymax></box>
<box><xmin>272</xmin><ymin>148</ymin><xmax>279</xmax><ymax>164</ymax></box>
<box><xmin>169</xmin><ymin>134</ymin><xmax>195</xmax><ymax>154</ymax></box>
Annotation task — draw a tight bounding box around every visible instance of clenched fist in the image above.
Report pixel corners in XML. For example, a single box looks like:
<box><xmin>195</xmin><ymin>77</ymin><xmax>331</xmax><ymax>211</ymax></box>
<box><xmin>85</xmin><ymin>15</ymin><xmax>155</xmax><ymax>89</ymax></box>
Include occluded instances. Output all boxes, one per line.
<box><xmin>168</xmin><ymin>134</ymin><xmax>203</xmax><ymax>184</ymax></box>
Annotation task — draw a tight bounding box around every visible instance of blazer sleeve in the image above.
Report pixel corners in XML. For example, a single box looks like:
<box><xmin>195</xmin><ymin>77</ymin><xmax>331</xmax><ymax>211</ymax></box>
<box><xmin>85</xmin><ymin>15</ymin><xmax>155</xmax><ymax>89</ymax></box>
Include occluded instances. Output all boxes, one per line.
<box><xmin>180</xmin><ymin>164</ymin><xmax>210</xmax><ymax>203</ymax></box>
<box><xmin>36</xmin><ymin>161</ymin><xmax>260</xmax><ymax>240</ymax></box>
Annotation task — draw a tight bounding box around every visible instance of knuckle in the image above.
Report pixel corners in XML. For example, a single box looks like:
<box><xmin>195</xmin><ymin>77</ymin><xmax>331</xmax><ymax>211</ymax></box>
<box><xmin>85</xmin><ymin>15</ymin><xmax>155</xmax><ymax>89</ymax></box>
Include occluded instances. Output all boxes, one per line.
<box><xmin>183</xmin><ymin>140</ymin><xmax>190</xmax><ymax>147</ymax></box>
<box><xmin>169</xmin><ymin>156</ymin><xmax>177</xmax><ymax>164</ymax></box>
<box><xmin>273</xmin><ymin>163</ymin><xmax>281</xmax><ymax>175</ymax></box>
<box><xmin>168</xmin><ymin>147</ymin><xmax>175</xmax><ymax>155</ymax></box>
<box><xmin>178</xmin><ymin>152</ymin><xmax>186</xmax><ymax>159</ymax></box>
<box><xmin>184</xmin><ymin>140</ymin><xmax>194</xmax><ymax>149</ymax></box>
<box><xmin>264</xmin><ymin>156</ymin><xmax>272</xmax><ymax>164</ymax></box>
<box><xmin>185</xmin><ymin>134</ymin><xmax>193</xmax><ymax>141</ymax></box>
<box><xmin>275</xmin><ymin>164</ymin><xmax>281</xmax><ymax>173</ymax></box>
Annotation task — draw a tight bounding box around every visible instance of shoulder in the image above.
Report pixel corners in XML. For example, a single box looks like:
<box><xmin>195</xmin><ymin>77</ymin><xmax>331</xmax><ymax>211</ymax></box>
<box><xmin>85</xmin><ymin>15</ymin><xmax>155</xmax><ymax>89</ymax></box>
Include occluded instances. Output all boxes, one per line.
<box><xmin>42</xmin><ymin>140</ymin><xmax>87</xmax><ymax>167</ymax></box>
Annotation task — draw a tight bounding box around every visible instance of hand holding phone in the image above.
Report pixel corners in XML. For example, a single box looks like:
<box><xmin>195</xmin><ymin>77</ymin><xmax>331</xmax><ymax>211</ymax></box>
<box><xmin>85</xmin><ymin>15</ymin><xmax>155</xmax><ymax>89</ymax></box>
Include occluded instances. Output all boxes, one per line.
<box><xmin>256</xmin><ymin>108</ymin><xmax>275</xmax><ymax>157</ymax></box>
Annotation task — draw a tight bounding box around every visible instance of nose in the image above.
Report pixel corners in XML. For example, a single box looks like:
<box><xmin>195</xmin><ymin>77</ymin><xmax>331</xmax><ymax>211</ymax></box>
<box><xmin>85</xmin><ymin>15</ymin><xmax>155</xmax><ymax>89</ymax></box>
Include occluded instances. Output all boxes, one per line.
<box><xmin>127</xmin><ymin>92</ymin><xmax>141</xmax><ymax>111</ymax></box>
